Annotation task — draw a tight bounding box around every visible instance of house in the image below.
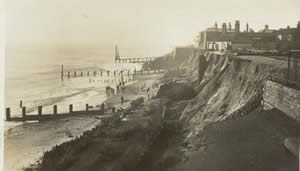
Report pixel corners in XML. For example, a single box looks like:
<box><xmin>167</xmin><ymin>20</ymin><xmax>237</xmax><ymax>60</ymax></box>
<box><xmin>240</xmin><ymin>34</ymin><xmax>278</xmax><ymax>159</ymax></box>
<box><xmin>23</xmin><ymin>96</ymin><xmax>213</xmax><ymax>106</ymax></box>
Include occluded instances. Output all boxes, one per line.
<box><xmin>275</xmin><ymin>22</ymin><xmax>300</xmax><ymax>50</ymax></box>
<box><xmin>196</xmin><ymin>20</ymin><xmax>300</xmax><ymax>52</ymax></box>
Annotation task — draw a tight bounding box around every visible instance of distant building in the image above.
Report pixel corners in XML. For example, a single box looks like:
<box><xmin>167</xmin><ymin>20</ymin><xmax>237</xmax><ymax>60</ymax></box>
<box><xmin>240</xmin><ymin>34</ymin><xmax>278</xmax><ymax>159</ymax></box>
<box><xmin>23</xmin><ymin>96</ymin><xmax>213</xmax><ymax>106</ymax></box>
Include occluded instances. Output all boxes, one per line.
<box><xmin>275</xmin><ymin>22</ymin><xmax>300</xmax><ymax>50</ymax></box>
<box><xmin>197</xmin><ymin>20</ymin><xmax>300</xmax><ymax>52</ymax></box>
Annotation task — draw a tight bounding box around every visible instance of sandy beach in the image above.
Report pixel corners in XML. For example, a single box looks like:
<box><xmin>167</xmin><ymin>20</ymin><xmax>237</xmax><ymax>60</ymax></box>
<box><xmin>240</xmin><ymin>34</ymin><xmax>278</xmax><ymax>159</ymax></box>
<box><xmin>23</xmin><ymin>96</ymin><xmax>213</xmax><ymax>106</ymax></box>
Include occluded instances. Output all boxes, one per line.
<box><xmin>4</xmin><ymin>73</ymin><xmax>162</xmax><ymax>171</ymax></box>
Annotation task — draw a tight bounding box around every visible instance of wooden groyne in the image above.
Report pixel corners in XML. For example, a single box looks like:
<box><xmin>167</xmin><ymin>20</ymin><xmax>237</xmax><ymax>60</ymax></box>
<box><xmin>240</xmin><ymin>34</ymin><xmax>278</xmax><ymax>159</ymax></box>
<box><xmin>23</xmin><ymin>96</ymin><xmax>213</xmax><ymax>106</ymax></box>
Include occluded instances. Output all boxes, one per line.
<box><xmin>60</xmin><ymin>64</ymin><xmax>166</xmax><ymax>80</ymax></box>
<box><xmin>5</xmin><ymin>103</ymin><xmax>108</xmax><ymax>122</ymax></box>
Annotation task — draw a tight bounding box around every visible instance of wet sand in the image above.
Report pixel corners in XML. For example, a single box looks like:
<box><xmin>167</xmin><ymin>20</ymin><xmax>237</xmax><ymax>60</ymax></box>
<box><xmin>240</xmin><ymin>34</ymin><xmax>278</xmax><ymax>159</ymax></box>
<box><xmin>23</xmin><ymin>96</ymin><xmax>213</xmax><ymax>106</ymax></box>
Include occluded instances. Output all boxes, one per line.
<box><xmin>4</xmin><ymin>73</ymin><xmax>162</xmax><ymax>171</ymax></box>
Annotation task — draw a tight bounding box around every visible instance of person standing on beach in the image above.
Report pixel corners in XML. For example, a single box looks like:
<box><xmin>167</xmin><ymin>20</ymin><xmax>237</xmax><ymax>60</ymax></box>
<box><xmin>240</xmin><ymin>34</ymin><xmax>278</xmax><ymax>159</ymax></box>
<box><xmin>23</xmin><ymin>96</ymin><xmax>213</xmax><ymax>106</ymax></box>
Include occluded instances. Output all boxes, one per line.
<box><xmin>121</xmin><ymin>96</ymin><xmax>124</xmax><ymax>105</ymax></box>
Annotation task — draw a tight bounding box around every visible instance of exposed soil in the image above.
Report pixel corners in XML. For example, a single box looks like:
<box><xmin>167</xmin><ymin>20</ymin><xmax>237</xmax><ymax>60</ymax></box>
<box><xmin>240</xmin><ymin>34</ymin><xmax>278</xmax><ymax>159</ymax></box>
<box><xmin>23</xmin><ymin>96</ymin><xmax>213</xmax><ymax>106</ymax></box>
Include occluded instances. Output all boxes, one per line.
<box><xmin>175</xmin><ymin>109</ymin><xmax>300</xmax><ymax>171</ymax></box>
<box><xmin>35</xmin><ymin>99</ymin><xmax>164</xmax><ymax>171</ymax></box>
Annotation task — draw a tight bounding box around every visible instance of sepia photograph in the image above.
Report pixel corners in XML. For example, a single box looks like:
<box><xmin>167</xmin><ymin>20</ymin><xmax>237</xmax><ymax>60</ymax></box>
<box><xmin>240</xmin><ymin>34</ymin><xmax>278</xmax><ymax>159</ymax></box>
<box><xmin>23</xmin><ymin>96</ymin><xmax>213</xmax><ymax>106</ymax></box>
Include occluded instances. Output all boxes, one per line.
<box><xmin>2</xmin><ymin>0</ymin><xmax>300</xmax><ymax>170</ymax></box>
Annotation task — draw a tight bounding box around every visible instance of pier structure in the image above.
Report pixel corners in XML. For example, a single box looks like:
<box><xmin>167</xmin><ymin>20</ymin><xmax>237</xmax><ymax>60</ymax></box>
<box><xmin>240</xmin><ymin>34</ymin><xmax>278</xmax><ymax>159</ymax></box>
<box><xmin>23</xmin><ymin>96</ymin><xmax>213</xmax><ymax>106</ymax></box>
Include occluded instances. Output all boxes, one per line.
<box><xmin>114</xmin><ymin>45</ymin><xmax>157</xmax><ymax>63</ymax></box>
<box><xmin>115</xmin><ymin>57</ymin><xmax>156</xmax><ymax>64</ymax></box>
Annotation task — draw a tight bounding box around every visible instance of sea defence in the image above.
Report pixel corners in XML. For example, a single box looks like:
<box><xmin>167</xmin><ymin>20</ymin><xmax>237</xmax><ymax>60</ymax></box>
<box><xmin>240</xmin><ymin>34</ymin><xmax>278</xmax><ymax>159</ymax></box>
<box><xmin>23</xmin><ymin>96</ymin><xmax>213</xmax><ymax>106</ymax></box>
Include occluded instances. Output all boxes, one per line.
<box><xmin>5</xmin><ymin>103</ymin><xmax>107</xmax><ymax>122</ymax></box>
<box><xmin>263</xmin><ymin>80</ymin><xmax>300</xmax><ymax>122</ymax></box>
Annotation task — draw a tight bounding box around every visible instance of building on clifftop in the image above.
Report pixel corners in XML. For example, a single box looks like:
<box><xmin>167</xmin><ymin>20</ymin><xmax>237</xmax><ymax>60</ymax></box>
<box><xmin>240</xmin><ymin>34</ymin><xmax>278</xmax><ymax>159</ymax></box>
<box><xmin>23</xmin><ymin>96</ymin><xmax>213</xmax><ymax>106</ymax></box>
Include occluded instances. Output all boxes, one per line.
<box><xmin>196</xmin><ymin>20</ymin><xmax>300</xmax><ymax>52</ymax></box>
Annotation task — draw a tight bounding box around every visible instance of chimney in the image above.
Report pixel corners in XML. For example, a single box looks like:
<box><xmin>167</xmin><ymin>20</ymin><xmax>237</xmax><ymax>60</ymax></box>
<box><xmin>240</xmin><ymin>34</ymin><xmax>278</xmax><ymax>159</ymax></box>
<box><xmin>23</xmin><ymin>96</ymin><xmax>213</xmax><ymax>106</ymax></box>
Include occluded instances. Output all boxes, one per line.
<box><xmin>246</xmin><ymin>23</ymin><xmax>249</xmax><ymax>32</ymax></box>
<box><xmin>228</xmin><ymin>22</ymin><xmax>232</xmax><ymax>31</ymax></box>
<box><xmin>297</xmin><ymin>21</ymin><xmax>300</xmax><ymax>30</ymax></box>
<box><xmin>235</xmin><ymin>20</ymin><xmax>240</xmax><ymax>33</ymax></box>
<box><xmin>214</xmin><ymin>22</ymin><xmax>218</xmax><ymax>31</ymax></box>
<box><xmin>265</xmin><ymin>25</ymin><xmax>269</xmax><ymax>31</ymax></box>
<box><xmin>222</xmin><ymin>23</ymin><xmax>227</xmax><ymax>33</ymax></box>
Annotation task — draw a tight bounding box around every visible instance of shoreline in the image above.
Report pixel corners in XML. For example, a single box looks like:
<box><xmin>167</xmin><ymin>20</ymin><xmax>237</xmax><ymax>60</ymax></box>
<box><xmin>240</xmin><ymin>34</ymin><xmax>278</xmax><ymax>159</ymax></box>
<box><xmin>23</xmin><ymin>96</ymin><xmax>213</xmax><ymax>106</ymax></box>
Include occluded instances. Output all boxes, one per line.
<box><xmin>4</xmin><ymin>73</ymin><xmax>162</xmax><ymax>171</ymax></box>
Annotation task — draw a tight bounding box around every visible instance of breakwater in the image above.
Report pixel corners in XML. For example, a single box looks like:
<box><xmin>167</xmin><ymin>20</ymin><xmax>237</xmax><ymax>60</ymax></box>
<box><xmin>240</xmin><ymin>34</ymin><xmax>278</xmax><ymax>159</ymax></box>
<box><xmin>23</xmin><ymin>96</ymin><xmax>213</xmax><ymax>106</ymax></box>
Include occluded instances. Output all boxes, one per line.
<box><xmin>5</xmin><ymin>103</ymin><xmax>105</xmax><ymax>122</ymax></box>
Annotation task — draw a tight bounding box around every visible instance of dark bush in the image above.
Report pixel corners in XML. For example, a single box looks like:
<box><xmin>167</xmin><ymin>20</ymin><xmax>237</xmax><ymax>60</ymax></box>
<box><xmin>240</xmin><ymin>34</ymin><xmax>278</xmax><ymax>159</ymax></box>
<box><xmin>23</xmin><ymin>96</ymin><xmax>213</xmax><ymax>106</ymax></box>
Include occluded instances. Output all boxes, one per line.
<box><xmin>157</xmin><ymin>82</ymin><xmax>196</xmax><ymax>102</ymax></box>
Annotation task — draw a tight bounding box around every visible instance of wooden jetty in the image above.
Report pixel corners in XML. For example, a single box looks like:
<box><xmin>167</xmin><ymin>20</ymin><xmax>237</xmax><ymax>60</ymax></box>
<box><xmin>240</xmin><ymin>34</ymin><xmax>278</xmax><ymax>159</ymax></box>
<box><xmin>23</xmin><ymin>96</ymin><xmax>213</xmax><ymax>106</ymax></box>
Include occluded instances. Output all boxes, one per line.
<box><xmin>114</xmin><ymin>45</ymin><xmax>157</xmax><ymax>64</ymax></box>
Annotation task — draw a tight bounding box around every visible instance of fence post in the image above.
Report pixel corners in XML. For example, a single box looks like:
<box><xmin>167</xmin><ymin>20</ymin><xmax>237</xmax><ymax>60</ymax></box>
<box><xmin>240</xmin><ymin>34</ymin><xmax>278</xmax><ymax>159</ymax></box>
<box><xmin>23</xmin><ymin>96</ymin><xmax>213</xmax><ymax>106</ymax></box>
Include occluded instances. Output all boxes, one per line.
<box><xmin>81</xmin><ymin>72</ymin><xmax>83</xmax><ymax>77</ymax></box>
<box><xmin>86</xmin><ymin>104</ymin><xmax>89</xmax><ymax>111</ymax></box>
<box><xmin>38</xmin><ymin>106</ymin><xmax>42</xmax><ymax>121</ymax></box>
<box><xmin>61</xmin><ymin>64</ymin><xmax>64</xmax><ymax>81</ymax></box>
<box><xmin>38</xmin><ymin>106</ymin><xmax>42</xmax><ymax>116</ymax></box>
<box><xmin>53</xmin><ymin>105</ymin><xmax>57</xmax><ymax>115</ymax></box>
<box><xmin>22</xmin><ymin>106</ymin><xmax>26</xmax><ymax>121</ymax></box>
<box><xmin>6</xmin><ymin>108</ymin><xmax>11</xmax><ymax>121</ymax></box>
<box><xmin>69</xmin><ymin>104</ymin><xmax>73</xmax><ymax>113</ymax></box>
<box><xmin>87</xmin><ymin>71</ymin><xmax>89</xmax><ymax>77</ymax></box>
<box><xmin>68</xmin><ymin>72</ymin><xmax>70</xmax><ymax>79</ymax></box>
<box><xmin>74</xmin><ymin>72</ymin><xmax>76</xmax><ymax>78</ymax></box>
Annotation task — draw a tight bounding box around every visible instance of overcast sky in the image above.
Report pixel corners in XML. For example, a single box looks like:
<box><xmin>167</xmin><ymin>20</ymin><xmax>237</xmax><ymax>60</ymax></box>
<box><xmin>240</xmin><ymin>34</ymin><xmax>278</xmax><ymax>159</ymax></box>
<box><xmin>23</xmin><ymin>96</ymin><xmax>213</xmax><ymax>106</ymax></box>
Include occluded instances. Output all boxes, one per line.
<box><xmin>5</xmin><ymin>0</ymin><xmax>300</xmax><ymax>59</ymax></box>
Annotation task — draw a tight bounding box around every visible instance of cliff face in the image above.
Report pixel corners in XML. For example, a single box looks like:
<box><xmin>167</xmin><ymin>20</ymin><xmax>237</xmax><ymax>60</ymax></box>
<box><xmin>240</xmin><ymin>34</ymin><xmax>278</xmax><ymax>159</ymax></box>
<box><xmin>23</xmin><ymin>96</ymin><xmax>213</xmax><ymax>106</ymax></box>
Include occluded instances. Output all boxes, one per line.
<box><xmin>178</xmin><ymin>51</ymin><xmax>281</xmax><ymax>148</ymax></box>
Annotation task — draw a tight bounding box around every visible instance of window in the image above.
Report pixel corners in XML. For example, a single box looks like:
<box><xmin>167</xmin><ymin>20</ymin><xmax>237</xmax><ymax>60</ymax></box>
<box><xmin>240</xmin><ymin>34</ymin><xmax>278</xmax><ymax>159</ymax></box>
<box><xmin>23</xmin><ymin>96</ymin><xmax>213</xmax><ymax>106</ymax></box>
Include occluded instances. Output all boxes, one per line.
<box><xmin>287</xmin><ymin>34</ymin><xmax>293</xmax><ymax>41</ymax></box>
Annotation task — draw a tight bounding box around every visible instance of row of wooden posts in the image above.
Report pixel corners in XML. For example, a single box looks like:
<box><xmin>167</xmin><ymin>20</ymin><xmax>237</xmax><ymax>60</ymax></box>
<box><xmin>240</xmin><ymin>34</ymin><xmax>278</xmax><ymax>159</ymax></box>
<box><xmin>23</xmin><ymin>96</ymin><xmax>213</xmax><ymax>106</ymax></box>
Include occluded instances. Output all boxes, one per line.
<box><xmin>62</xmin><ymin>70</ymin><xmax>130</xmax><ymax>79</ymax></box>
<box><xmin>5</xmin><ymin>103</ymin><xmax>118</xmax><ymax>122</ymax></box>
<box><xmin>115</xmin><ymin>57</ymin><xmax>155</xmax><ymax>63</ymax></box>
<box><xmin>61</xmin><ymin>68</ymin><xmax>164</xmax><ymax>80</ymax></box>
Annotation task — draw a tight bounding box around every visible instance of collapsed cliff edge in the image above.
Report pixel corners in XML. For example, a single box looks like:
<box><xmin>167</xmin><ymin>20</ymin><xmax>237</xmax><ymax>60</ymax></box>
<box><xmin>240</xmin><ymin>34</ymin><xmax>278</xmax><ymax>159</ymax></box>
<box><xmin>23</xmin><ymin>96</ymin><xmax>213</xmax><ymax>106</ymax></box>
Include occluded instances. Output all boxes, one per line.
<box><xmin>28</xmin><ymin>50</ymin><xmax>300</xmax><ymax>171</ymax></box>
<box><xmin>159</xmin><ymin>50</ymin><xmax>300</xmax><ymax>171</ymax></box>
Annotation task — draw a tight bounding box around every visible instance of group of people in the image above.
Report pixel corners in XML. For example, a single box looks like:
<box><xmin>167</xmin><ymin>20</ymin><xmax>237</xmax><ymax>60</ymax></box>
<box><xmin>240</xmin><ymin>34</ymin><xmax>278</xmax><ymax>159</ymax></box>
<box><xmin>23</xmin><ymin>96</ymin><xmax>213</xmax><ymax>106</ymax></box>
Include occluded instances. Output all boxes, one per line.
<box><xmin>105</xmin><ymin>80</ymin><xmax>127</xmax><ymax>97</ymax></box>
<box><xmin>116</xmin><ymin>81</ymin><xmax>126</xmax><ymax>93</ymax></box>
<box><xmin>89</xmin><ymin>78</ymin><xmax>129</xmax><ymax>84</ymax></box>
<box><xmin>140</xmin><ymin>81</ymin><xmax>160</xmax><ymax>100</ymax></box>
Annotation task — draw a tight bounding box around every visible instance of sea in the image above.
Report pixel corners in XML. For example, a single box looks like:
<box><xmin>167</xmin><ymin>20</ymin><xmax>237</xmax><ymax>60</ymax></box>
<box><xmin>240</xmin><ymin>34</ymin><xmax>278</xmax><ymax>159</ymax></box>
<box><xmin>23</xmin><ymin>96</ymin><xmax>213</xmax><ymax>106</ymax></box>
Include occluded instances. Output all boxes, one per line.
<box><xmin>4</xmin><ymin>54</ymin><xmax>142</xmax><ymax>171</ymax></box>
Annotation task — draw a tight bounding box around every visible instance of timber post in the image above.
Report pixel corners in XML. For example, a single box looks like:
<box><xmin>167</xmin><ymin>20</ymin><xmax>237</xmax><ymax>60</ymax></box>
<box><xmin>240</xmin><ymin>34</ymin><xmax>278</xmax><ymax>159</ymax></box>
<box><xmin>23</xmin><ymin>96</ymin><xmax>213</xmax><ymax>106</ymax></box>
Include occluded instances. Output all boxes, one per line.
<box><xmin>53</xmin><ymin>105</ymin><xmax>57</xmax><ymax>115</ymax></box>
<box><xmin>22</xmin><ymin>107</ymin><xmax>26</xmax><ymax>121</ymax></box>
<box><xmin>38</xmin><ymin>106</ymin><xmax>42</xmax><ymax>121</ymax></box>
<box><xmin>86</xmin><ymin>104</ymin><xmax>89</xmax><ymax>111</ymax></box>
<box><xmin>69</xmin><ymin>104</ymin><xmax>73</xmax><ymax>113</ymax></box>
<box><xmin>6</xmin><ymin>108</ymin><xmax>11</xmax><ymax>121</ymax></box>
<box><xmin>61</xmin><ymin>64</ymin><xmax>64</xmax><ymax>80</ymax></box>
